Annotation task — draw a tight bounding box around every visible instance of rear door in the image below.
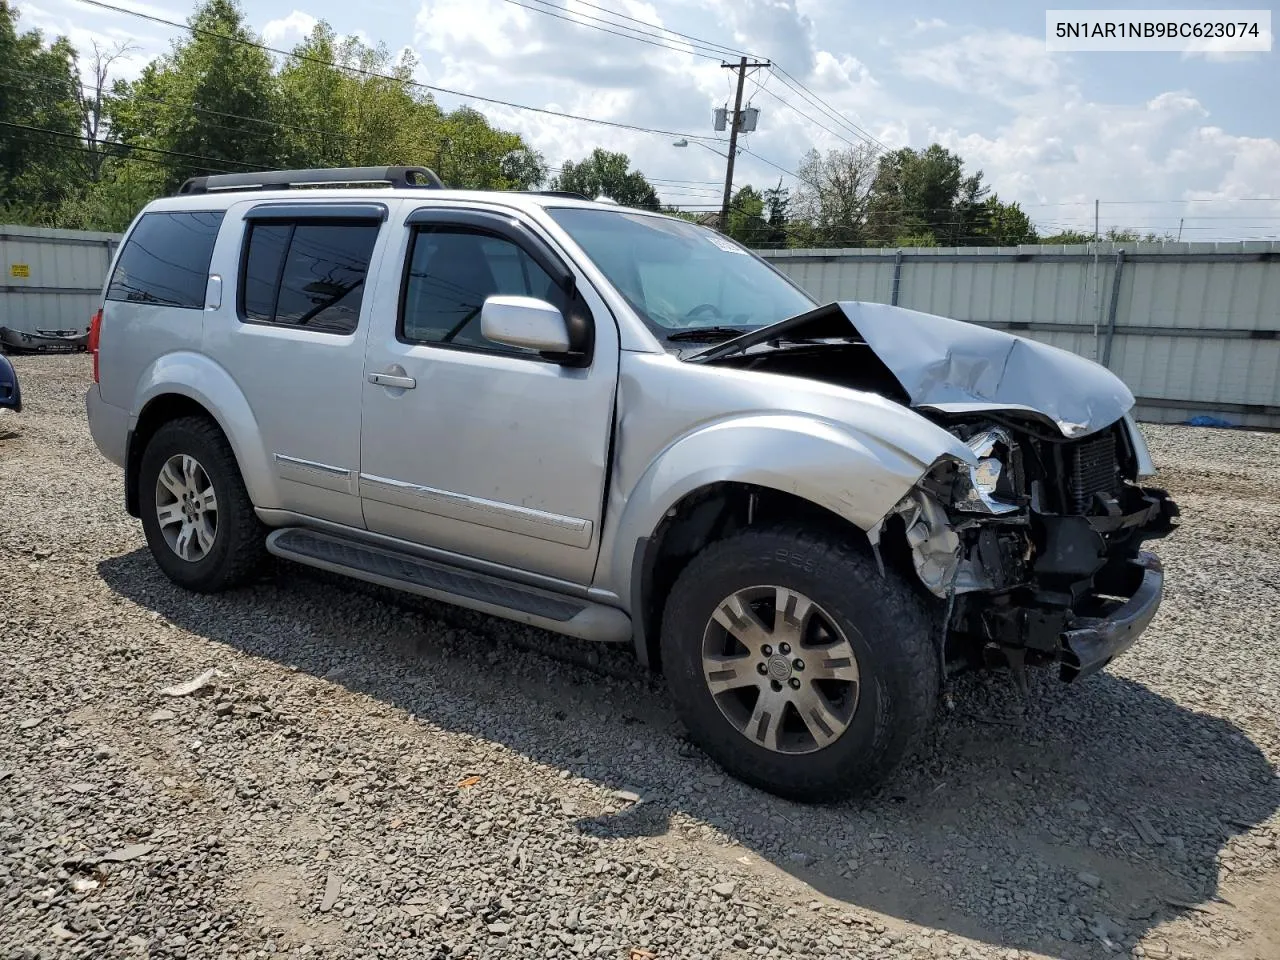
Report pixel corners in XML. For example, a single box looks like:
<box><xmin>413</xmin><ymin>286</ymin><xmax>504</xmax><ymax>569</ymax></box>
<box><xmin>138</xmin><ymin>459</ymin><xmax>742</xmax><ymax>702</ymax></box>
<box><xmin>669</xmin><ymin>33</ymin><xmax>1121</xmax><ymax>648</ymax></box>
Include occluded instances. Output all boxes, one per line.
<box><xmin>200</xmin><ymin>201</ymin><xmax>390</xmax><ymax>528</ymax></box>
<box><xmin>356</xmin><ymin>205</ymin><xmax>619</xmax><ymax>584</ymax></box>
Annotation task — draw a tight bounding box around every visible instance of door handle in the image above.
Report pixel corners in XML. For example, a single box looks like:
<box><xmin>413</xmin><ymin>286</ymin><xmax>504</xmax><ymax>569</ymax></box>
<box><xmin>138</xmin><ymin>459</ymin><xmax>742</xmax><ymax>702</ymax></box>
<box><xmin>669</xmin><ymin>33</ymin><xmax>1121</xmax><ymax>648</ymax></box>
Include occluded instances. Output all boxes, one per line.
<box><xmin>368</xmin><ymin>371</ymin><xmax>417</xmax><ymax>389</ymax></box>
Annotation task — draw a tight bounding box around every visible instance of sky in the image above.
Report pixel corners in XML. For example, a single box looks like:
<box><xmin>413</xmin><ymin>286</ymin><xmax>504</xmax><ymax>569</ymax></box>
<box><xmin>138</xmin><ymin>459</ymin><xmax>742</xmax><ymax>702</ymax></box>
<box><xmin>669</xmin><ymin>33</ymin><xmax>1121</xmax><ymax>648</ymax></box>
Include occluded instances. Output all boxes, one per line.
<box><xmin>14</xmin><ymin>0</ymin><xmax>1280</xmax><ymax>240</ymax></box>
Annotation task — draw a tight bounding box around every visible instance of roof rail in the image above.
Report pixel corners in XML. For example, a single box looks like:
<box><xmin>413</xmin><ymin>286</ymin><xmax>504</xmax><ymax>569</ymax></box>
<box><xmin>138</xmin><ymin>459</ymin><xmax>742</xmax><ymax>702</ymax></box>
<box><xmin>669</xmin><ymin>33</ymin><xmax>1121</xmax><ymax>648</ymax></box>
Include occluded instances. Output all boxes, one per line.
<box><xmin>177</xmin><ymin>166</ymin><xmax>445</xmax><ymax>195</ymax></box>
<box><xmin>511</xmin><ymin>190</ymin><xmax>592</xmax><ymax>201</ymax></box>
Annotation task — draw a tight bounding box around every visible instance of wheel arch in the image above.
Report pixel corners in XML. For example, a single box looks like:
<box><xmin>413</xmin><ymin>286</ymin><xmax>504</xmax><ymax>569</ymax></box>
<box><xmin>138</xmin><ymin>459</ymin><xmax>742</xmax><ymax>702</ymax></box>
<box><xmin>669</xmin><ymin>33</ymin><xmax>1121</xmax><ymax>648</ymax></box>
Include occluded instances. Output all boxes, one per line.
<box><xmin>125</xmin><ymin>353</ymin><xmax>277</xmax><ymax>517</ymax></box>
<box><xmin>602</xmin><ymin>415</ymin><xmax>937</xmax><ymax>672</ymax></box>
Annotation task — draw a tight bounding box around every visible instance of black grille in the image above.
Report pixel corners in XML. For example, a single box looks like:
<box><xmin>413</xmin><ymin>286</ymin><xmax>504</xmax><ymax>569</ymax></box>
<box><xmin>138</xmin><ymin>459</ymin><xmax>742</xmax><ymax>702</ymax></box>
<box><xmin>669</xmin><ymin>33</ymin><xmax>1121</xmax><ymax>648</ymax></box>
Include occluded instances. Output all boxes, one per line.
<box><xmin>1063</xmin><ymin>431</ymin><xmax>1120</xmax><ymax>513</ymax></box>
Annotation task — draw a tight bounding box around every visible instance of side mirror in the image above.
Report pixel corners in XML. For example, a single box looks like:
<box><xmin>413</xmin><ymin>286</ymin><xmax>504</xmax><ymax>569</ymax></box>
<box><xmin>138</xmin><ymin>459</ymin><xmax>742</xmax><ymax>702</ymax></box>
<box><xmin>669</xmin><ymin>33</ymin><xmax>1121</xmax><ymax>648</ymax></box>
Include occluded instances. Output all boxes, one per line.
<box><xmin>0</xmin><ymin>353</ymin><xmax>22</xmax><ymax>412</ymax></box>
<box><xmin>481</xmin><ymin>295</ymin><xmax>574</xmax><ymax>356</ymax></box>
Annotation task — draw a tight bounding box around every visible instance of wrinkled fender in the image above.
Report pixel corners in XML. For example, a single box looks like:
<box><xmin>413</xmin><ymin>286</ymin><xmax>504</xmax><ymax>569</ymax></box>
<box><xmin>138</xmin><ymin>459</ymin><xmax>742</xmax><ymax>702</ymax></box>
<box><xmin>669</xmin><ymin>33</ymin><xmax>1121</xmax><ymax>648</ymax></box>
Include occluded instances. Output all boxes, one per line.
<box><xmin>600</xmin><ymin>412</ymin><xmax>965</xmax><ymax>600</ymax></box>
<box><xmin>132</xmin><ymin>351</ymin><xmax>279</xmax><ymax>509</ymax></box>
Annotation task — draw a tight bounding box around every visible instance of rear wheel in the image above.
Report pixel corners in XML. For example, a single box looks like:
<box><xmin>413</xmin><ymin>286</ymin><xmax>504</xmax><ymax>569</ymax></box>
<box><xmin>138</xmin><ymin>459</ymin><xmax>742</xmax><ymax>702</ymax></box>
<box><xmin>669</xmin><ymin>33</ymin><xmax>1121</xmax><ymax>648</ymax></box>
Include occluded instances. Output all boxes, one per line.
<box><xmin>138</xmin><ymin>416</ymin><xmax>266</xmax><ymax>592</ymax></box>
<box><xmin>660</xmin><ymin>524</ymin><xmax>939</xmax><ymax>802</ymax></box>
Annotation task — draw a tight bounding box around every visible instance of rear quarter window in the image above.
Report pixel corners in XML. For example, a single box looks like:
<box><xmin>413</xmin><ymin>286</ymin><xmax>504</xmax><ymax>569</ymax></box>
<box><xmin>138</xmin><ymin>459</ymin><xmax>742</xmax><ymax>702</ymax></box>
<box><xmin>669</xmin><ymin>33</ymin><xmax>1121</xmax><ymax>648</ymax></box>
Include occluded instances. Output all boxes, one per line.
<box><xmin>106</xmin><ymin>211</ymin><xmax>225</xmax><ymax>309</ymax></box>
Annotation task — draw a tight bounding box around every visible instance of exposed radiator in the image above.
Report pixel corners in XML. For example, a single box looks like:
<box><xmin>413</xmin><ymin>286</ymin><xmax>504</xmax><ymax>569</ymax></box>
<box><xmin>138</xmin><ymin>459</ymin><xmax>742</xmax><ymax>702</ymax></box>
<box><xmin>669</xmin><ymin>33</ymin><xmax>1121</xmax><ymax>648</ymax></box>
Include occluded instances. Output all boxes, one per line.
<box><xmin>1064</xmin><ymin>431</ymin><xmax>1120</xmax><ymax>514</ymax></box>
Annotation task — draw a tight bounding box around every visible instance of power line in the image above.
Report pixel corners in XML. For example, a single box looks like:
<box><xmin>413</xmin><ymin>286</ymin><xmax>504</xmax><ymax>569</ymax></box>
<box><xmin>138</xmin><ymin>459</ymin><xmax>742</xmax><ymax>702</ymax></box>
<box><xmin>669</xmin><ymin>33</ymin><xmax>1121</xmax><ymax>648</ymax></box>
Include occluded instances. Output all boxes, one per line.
<box><xmin>768</xmin><ymin>66</ymin><xmax>889</xmax><ymax>153</ymax></box>
<box><xmin>473</xmin><ymin>0</ymin><xmax>887</xmax><ymax>172</ymax></box>
<box><xmin>0</xmin><ymin>65</ymin><xmax>364</xmax><ymax>142</ymax></box>
<box><xmin>5</xmin><ymin>68</ymin><xmax>727</xmax><ymax>190</ymax></box>
<box><xmin>506</xmin><ymin>0</ymin><xmax>754</xmax><ymax>60</ymax></box>
<box><xmin>494</xmin><ymin>0</ymin><xmax>725</xmax><ymax>61</ymax></box>
<box><xmin>71</xmin><ymin>0</ymin><xmax>722</xmax><ymax>143</ymax></box>
<box><xmin>0</xmin><ymin>120</ymin><xmax>270</xmax><ymax>171</ymax></box>
<box><xmin>751</xmin><ymin>84</ymin><xmax>867</xmax><ymax>151</ymax></box>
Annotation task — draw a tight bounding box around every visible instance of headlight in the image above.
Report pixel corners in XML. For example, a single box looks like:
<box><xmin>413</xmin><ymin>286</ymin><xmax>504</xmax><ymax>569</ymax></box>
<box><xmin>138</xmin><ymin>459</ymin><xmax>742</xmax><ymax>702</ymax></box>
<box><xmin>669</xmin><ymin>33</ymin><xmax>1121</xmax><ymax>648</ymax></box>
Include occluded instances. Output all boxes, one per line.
<box><xmin>953</xmin><ymin>427</ymin><xmax>1020</xmax><ymax>515</ymax></box>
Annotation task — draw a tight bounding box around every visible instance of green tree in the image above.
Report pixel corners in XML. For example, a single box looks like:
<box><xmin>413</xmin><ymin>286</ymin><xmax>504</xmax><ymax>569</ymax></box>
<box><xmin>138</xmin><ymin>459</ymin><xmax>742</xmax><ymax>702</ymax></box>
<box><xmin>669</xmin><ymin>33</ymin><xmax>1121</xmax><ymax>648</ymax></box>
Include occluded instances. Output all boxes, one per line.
<box><xmin>973</xmin><ymin>196</ymin><xmax>1038</xmax><ymax>245</ymax></box>
<box><xmin>54</xmin><ymin>160</ymin><xmax>166</xmax><ymax>232</ymax></box>
<box><xmin>1040</xmin><ymin>229</ymin><xmax>1095</xmax><ymax>244</ymax></box>
<box><xmin>659</xmin><ymin>206</ymin><xmax>702</xmax><ymax>223</ymax></box>
<box><xmin>726</xmin><ymin>185</ymin><xmax>767</xmax><ymax>246</ymax></box>
<box><xmin>1039</xmin><ymin>227</ymin><xmax>1173</xmax><ymax>245</ymax></box>
<box><xmin>791</xmin><ymin>143</ymin><xmax>877</xmax><ymax>247</ymax></box>
<box><xmin>500</xmin><ymin>147</ymin><xmax>548</xmax><ymax>190</ymax></box>
<box><xmin>865</xmin><ymin>144</ymin><xmax>987</xmax><ymax>246</ymax></box>
<box><xmin>111</xmin><ymin>0</ymin><xmax>280</xmax><ymax>191</ymax></box>
<box><xmin>0</xmin><ymin>2</ymin><xmax>82</xmax><ymax>221</ymax></box>
<box><xmin>278</xmin><ymin>23</ymin><xmax>438</xmax><ymax>170</ymax></box>
<box><xmin>550</xmin><ymin>148</ymin><xmax>658</xmax><ymax>207</ymax></box>
<box><xmin>1103</xmin><ymin>226</ymin><xmax>1174</xmax><ymax>243</ymax></box>
<box><xmin>276</xmin><ymin>24</ymin><xmax>543</xmax><ymax>189</ymax></box>
<box><xmin>761</xmin><ymin>181</ymin><xmax>790</xmax><ymax>247</ymax></box>
<box><xmin>892</xmin><ymin>231</ymin><xmax>938</xmax><ymax>247</ymax></box>
<box><xmin>439</xmin><ymin>106</ymin><xmax>542</xmax><ymax>190</ymax></box>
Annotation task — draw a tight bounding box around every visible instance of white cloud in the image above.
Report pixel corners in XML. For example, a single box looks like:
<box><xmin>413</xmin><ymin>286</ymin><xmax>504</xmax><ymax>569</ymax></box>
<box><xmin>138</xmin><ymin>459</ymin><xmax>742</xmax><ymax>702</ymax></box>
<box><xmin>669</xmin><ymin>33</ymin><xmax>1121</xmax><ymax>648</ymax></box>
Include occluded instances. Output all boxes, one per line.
<box><xmin>15</xmin><ymin>1</ymin><xmax>159</xmax><ymax>84</ymax></box>
<box><xmin>262</xmin><ymin>10</ymin><xmax>319</xmax><ymax>46</ymax></box>
<box><xmin>925</xmin><ymin>81</ymin><xmax>1280</xmax><ymax>237</ymax></box>
<box><xmin>1181</xmin><ymin>24</ymin><xmax>1273</xmax><ymax>62</ymax></box>
<box><xmin>897</xmin><ymin>30</ymin><xmax>1060</xmax><ymax>102</ymax></box>
<box><xmin>912</xmin><ymin>17</ymin><xmax>947</xmax><ymax>33</ymax></box>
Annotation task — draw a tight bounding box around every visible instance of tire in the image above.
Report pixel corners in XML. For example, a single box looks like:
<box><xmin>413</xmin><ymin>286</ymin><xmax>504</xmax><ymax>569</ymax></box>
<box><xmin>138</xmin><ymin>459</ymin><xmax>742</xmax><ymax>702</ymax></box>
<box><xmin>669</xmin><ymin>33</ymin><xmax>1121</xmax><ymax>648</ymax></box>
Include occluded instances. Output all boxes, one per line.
<box><xmin>660</xmin><ymin>523</ymin><xmax>939</xmax><ymax>803</ymax></box>
<box><xmin>138</xmin><ymin>416</ymin><xmax>267</xmax><ymax>593</ymax></box>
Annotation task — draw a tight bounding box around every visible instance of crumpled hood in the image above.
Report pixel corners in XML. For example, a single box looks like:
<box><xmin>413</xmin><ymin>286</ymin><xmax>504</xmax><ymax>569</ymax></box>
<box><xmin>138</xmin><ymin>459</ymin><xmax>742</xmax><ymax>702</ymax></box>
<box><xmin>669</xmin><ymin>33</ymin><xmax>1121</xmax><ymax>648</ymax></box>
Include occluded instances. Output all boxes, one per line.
<box><xmin>692</xmin><ymin>300</ymin><xmax>1135</xmax><ymax>438</ymax></box>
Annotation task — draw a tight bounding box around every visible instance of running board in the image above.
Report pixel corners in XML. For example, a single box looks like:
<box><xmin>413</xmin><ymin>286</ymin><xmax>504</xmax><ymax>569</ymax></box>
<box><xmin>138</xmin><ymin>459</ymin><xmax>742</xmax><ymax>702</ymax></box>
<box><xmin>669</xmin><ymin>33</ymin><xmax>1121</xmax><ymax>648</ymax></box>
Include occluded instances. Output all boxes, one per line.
<box><xmin>265</xmin><ymin>528</ymin><xmax>632</xmax><ymax>644</ymax></box>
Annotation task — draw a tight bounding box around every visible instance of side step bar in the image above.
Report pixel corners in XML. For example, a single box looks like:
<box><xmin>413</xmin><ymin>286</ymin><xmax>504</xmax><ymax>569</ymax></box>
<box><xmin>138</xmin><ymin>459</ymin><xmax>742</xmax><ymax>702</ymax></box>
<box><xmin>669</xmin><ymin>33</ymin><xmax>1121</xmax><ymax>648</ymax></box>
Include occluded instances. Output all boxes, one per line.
<box><xmin>266</xmin><ymin>528</ymin><xmax>632</xmax><ymax>644</ymax></box>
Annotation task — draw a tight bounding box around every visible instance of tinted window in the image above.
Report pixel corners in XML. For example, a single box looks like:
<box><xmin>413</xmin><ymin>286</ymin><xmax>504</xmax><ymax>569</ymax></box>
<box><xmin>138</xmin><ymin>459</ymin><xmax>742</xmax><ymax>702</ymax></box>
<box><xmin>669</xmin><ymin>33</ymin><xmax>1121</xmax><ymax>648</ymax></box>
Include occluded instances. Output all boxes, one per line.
<box><xmin>400</xmin><ymin>229</ymin><xmax>563</xmax><ymax>353</ymax></box>
<box><xmin>106</xmin><ymin>211</ymin><xmax>225</xmax><ymax>309</ymax></box>
<box><xmin>241</xmin><ymin>221</ymin><xmax>379</xmax><ymax>334</ymax></box>
<box><xmin>242</xmin><ymin>223</ymin><xmax>289</xmax><ymax>321</ymax></box>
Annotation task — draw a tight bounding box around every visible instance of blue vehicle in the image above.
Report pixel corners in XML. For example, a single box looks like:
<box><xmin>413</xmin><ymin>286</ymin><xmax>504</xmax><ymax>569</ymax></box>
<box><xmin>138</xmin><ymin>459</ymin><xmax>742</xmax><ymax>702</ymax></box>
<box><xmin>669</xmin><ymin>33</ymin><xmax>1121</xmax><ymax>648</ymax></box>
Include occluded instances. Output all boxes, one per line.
<box><xmin>0</xmin><ymin>352</ymin><xmax>21</xmax><ymax>412</ymax></box>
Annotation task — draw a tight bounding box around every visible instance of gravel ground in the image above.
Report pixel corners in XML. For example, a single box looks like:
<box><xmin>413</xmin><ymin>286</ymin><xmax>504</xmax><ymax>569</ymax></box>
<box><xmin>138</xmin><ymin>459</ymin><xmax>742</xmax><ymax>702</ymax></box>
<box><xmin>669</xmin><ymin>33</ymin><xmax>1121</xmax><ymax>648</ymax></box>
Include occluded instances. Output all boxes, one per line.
<box><xmin>1</xmin><ymin>354</ymin><xmax>1278</xmax><ymax>960</ymax></box>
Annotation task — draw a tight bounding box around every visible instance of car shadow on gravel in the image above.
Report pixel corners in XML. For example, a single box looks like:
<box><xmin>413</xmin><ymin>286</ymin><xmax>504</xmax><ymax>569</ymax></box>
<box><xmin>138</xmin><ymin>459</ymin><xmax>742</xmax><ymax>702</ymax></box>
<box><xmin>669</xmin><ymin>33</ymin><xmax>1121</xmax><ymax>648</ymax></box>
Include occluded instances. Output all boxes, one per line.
<box><xmin>99</xmin><ymin>551</ymin><xmax>1280</xmax><ymax>959</ymax></box>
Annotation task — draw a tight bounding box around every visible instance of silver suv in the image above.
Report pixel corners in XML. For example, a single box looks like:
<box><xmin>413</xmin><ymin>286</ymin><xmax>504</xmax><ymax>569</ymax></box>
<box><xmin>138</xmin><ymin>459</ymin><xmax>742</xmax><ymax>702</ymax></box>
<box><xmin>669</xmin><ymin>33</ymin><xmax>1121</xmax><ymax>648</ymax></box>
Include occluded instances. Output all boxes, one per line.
<box><xmin>86</xmin><ymin>166</ymin><xmax>1179</xmax><ymax>801</ymax></box>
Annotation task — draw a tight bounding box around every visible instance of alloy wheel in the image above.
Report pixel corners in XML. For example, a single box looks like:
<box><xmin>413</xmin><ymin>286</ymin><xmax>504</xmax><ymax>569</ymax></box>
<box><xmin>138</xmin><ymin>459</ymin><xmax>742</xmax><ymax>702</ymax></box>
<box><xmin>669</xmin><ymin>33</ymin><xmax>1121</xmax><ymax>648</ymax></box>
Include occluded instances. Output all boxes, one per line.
<box><xmin>701</xmin><ymin>585</ymin><xmax>861</xmax><ymax>755</ymax></box>
<box><xmin>155</xmin><ymin>453</ymin><xmax>218</xmax><ymax>562</ymax></box>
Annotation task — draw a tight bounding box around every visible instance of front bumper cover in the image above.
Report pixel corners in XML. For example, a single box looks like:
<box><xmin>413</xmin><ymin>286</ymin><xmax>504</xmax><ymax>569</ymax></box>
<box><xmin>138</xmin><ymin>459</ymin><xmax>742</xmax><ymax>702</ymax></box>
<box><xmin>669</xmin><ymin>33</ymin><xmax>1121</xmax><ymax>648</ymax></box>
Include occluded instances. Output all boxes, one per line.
<box><xmin>1059</xmin><ymin>551</ymin><xmax>1163</xmax><ymax>682</ymax></box>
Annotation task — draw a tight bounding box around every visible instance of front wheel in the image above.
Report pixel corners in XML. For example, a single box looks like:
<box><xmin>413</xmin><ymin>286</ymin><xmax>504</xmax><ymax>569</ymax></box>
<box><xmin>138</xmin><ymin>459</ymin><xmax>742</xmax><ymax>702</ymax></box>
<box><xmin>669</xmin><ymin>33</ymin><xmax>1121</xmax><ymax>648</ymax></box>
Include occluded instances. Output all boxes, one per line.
<box><xmin>138</xmin><ymin>416</ymin><xmax>267</xmax><ymax>593</ymax></box>
<box><xmin>660</xmin><ymin>524</ymin><xmax>939</xmax><ymax>803</ymax></box>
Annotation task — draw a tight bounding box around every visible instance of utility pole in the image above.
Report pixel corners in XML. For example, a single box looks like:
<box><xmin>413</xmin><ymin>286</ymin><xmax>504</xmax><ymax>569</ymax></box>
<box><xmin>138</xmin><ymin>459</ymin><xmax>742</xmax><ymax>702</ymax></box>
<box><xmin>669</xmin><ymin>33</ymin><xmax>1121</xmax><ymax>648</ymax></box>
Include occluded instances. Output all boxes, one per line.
<box><xmin>719</xmin><ymin>56</ymin><xmax>770</xmax><ymax>232</ymax></box>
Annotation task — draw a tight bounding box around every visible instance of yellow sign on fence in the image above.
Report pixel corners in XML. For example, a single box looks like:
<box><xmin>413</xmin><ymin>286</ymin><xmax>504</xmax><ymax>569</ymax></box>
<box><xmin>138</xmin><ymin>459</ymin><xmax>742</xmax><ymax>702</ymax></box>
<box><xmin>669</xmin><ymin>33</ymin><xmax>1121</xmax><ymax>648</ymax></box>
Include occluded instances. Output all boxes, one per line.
<box><xmin>9</xmin><ymin>264</ymin><xmax>30</xmax><ymax>278</ymax></box>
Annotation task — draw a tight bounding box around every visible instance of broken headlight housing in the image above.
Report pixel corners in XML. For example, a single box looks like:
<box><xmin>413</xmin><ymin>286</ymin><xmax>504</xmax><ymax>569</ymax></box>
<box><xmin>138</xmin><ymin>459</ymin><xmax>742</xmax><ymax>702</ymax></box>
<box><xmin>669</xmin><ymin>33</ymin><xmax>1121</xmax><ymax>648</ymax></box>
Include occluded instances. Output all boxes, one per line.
<box><xmin>951</xmin><ymin>427</ymin><xmax>1021</xmax><ymax>515</ymax></box>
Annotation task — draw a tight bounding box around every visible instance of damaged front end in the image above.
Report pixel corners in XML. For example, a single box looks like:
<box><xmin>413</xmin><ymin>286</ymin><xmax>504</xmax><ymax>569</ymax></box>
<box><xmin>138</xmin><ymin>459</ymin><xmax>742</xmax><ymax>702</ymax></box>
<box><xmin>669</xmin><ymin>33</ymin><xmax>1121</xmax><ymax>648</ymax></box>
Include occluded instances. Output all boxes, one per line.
<box><xmin>882</xmin><ymin>415</ymin><xmax>1179</xmax><ymax>683</ymax></box>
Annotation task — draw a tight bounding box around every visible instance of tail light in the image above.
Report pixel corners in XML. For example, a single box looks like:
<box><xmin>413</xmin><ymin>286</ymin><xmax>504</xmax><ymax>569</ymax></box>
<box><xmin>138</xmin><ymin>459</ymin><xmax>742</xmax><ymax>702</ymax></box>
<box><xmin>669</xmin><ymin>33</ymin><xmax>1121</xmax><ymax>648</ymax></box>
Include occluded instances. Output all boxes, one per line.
<box><xmin>89</xmin><ymin>308</ymin><xmax>103</xmax><ymax>383</ymax></box>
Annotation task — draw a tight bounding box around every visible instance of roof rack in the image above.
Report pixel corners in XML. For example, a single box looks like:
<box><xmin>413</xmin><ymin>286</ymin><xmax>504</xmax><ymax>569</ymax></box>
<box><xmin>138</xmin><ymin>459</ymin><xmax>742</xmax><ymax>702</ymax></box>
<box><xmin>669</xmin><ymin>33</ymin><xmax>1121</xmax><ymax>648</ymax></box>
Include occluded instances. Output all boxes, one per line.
<box><xmin>177</xmin><ymin>166</ymin><xmax>445</xmax><ymax>196</ymax></box>
<box><xmin>512</xmin><ymin>190</ymin><xmax>592</xmax><ymax>201</ymax></box>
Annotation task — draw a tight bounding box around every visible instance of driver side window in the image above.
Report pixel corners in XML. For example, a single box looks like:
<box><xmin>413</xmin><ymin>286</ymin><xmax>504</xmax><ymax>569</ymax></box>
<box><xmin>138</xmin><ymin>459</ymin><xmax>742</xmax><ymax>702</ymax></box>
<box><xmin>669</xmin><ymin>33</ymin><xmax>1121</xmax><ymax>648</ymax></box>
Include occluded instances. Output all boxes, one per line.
<box><xmin>399</xmin><ymin>227</ymin><xmax>562</xmax><ymax>354</ymax></box>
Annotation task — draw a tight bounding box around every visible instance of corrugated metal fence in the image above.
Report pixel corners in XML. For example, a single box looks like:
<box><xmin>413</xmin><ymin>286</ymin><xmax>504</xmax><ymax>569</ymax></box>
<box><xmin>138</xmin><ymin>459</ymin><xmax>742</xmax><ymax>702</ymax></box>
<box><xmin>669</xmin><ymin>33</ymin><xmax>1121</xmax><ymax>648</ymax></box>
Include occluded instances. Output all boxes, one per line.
<box><xmin>3</xmin><ymin>225</ymin><xmax>1277</xmax><ymax>428</ymax></box>
<box><xmin>0</xmin><ymin>225</ymin><xmax>119</xmax><ymax>341</ymax></box>
<box><xmin>761</xmin><ymin>241</ymin><xmax>1280</xmax><ymax>429</ymax></box>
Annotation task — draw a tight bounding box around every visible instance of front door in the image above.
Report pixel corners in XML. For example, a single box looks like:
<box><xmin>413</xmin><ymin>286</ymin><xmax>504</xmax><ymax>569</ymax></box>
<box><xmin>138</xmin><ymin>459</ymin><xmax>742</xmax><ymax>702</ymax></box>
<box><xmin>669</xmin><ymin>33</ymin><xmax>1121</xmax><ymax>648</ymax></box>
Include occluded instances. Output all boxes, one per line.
<box><xmin>357</xmin><ymin>208</ymin><xmax>618</xmax><ymax>585</ymax></box>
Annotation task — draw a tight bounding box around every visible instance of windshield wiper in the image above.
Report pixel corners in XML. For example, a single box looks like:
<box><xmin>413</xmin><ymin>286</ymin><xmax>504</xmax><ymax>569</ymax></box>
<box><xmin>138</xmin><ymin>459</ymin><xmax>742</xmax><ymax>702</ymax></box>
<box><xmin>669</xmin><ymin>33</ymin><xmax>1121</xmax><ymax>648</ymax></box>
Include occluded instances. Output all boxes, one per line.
<box><xmin>666</xmin><ymin>326</ymin><xmax>749</xmax><ymax>342</ymax></box>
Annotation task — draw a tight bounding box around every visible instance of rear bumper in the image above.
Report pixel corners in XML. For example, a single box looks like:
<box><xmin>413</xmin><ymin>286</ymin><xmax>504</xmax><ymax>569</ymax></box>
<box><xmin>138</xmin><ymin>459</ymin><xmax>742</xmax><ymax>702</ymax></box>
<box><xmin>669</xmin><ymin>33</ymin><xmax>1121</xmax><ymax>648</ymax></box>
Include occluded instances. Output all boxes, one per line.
<box><xmin>1059</xmin><ymin>551</ymin><xmax>1164</xmax><ymax>681</ymax></box>
<box><xmin>0</xmin><ymin>326</ymin><xmax>88</xmax><ymax>354</ymax></box>
<box><xmin>86</xmin><ymin>384</ymin><xmax>129</xmax><ymax>468</ymax></box>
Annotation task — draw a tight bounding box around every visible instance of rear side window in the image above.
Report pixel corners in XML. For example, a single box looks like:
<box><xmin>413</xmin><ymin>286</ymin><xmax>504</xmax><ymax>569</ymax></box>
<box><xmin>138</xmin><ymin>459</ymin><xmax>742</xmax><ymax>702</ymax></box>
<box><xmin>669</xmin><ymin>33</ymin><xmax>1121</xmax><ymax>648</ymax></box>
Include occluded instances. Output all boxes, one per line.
<box><xmin>240</xmin><ymin>221</ymin><xmax>380</xmax><ymax>335</ymax></box>
<box><xmin>106</xmin><ymin>211</ymin><xmax>225</xmax><ymax>309</ymax></box>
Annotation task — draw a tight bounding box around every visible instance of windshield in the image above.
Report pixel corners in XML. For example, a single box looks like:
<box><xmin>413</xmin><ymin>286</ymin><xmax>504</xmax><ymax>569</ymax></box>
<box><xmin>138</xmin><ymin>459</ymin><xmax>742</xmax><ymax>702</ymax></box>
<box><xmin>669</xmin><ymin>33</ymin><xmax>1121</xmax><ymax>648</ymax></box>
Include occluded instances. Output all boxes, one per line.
<box><xmin>546</xmin><ymin>207</ymin><xmax>815</xmax><ymax>340</ymax></box>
